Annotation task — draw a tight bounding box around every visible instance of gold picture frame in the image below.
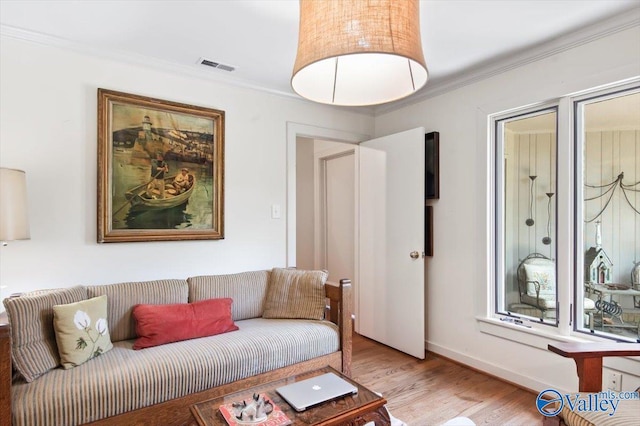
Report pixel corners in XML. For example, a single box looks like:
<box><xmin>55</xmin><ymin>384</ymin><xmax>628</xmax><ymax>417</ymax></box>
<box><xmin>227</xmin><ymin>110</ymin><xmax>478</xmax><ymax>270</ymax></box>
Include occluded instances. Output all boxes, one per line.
<box><xmin>97</xmin><ymin>89</ymin><xmax>224</xmax><ymax>243</ymax></box>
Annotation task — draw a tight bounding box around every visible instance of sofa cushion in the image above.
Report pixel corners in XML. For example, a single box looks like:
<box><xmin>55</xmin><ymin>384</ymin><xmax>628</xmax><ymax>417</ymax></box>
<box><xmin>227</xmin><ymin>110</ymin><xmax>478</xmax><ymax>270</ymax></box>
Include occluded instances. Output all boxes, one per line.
<box><xmin>86</xmin><ymin>279</ymin><xmax>188</xmax><ymax>342</ymax></box>
<box><xmin>263</xmin><ymin>268</ymin><xmax>327</xmax><ymax>320</ymax></box>
<box><xmin>11</xmin><ymin>318</ymin><xmax>340</xmax><ymax>426</ymax></box>
<box><xmin>3</xmin><ymin>286</ymin><xmax>88</xmax><ymax>382</ymax></box>
<box><xmin>188</xmin><ymin>270</ymin><xmax>269</xmax><ymax>320</ymax></box>
<box><xmin>53</xmin><ymin>295</ymin><xmax>113</xmax><ymax>368</ymax></box>
<box><xmin>132</xmin><ymin>298</ymin><xmax>239</xmax><ymax>349</ymax></box>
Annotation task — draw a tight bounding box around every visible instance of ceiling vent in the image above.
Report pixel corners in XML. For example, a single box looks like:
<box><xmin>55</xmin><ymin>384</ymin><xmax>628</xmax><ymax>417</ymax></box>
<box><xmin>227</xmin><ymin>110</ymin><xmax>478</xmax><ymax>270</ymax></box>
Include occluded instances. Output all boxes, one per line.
<box><xmin>198</xmin><ymin>58</ymin><xmax>236</xmax><ymax>72</ymax></box>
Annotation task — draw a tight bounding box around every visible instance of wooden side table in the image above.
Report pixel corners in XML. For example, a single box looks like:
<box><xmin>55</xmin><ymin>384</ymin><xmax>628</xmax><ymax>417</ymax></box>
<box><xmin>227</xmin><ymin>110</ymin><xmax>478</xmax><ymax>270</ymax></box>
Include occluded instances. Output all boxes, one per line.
<box><xmin>548</xmin><ymin>342</ymin><xmax>640</xmax><ymax>392</ymax></box>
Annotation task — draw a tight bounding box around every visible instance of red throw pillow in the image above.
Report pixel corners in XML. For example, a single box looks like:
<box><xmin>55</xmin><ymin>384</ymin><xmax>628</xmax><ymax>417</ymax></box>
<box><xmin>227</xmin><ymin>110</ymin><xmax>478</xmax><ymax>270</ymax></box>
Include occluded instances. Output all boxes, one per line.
<box><xmin>132</xmin><ymin>298</ymin><xmax>239</xmax><ymax>350</ymax></box>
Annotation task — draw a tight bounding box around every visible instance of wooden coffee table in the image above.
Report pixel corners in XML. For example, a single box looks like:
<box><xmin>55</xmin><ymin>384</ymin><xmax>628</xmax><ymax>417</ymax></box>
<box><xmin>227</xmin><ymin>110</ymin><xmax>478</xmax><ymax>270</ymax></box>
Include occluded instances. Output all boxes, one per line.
<box><xmin>190</xmin><ymin>366</ymin><xmax>390</xmax><ymax>426</ymax></box>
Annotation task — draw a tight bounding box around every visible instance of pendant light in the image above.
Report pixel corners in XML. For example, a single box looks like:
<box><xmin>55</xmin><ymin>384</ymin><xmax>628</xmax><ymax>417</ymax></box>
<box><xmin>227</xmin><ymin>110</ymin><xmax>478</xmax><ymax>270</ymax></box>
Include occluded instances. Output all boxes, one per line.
<box><xmin>525</xmin><ymin>175</ymin><xmax>537</xmax><ymax>226</ymax></box>
<box><xmin>542</xmin><ymin>192</ymin><xmax>554</xmax><ymax>245</ymax></box>
<box><xmin>291</xmin><ymin>0</ymin><xmax>428</xmax><ymax>106</ymax></box>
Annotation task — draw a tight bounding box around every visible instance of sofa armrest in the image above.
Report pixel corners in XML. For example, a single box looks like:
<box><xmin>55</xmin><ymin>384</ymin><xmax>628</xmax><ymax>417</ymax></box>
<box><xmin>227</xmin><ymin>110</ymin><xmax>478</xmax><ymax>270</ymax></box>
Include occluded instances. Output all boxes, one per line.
<box><xmin>548</xmin><ymin>342</ymin><xmax>640</xmax><ymax>392</ymax></box>
<box><xmin>1</xmin><ymin>311</ymin><xmax>11</xmax><ymax>426</ymax></box>
<box><xmin>325</xmin><ymin>279</ymin><xmax>353</xmax><ymax>377</ymax></box>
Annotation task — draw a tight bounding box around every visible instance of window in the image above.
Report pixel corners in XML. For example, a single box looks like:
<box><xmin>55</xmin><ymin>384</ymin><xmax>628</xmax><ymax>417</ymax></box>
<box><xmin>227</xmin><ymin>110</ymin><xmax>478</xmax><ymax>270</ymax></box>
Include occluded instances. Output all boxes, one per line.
<box><xmin>575</xmin><ymin>88</ymin><xmax>640</xmax><ymax>341</ymax></box>
<box><xmin>495</xmin><ymin>108</ymin><xmax>558</xmax><ymax>326</ymax></box>
<box><xmin>493</xmin><ymin>80</ymin><xmax>640</xmax><ymax>342</ymax></box>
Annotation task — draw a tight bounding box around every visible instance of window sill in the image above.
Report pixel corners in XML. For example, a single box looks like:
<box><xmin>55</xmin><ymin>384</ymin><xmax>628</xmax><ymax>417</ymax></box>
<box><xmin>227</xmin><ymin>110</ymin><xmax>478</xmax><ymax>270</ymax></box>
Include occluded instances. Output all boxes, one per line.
<box><xmin>478</xmin><ymin>316</ymin><xmax>596</xmax><ymax>350</ymax></box>
<box><xmin>477</xmin><ymin>316</ymin><xmax>640</xmax><ymax>372</ymax></box>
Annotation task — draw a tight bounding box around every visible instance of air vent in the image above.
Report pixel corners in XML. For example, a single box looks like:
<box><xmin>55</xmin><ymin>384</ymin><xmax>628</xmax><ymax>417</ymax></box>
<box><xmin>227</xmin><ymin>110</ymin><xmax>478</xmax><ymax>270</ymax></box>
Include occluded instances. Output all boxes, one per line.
<box><xmin>198</xmin><ymin>58</ymin><xmax>236</xmax><ymax>72</ymax></box>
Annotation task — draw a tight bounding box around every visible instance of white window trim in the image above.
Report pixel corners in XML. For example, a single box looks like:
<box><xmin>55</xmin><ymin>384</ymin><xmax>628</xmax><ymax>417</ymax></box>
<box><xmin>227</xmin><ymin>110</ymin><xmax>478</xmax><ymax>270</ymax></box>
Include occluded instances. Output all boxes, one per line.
<box><xmin>572</xmin><ymin>81</ymin><xmax>640</xmax><ymax>340</ymax></box>
<box><xmin>489</xmin><ymin>101</ymin><xmax>561</xmax><ymax>330</ymax></box>
<box><xmin>557</xmin><ymin>95</ymin><xmax>574</xmax><ymax>337</ymax></box>
<box><xmin>483</xmin><ymin>77</ymin><xmax>640</xmax><ymax>344</ymax></box>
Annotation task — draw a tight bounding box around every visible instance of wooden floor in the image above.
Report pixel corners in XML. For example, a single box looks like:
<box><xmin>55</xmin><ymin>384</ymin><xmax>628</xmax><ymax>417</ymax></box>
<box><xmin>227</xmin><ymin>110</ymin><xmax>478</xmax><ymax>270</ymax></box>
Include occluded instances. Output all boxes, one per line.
<box><xmin>350</xmin><ymin>334</ymin><xmax>541</xmax><ymax>425</ymax></box>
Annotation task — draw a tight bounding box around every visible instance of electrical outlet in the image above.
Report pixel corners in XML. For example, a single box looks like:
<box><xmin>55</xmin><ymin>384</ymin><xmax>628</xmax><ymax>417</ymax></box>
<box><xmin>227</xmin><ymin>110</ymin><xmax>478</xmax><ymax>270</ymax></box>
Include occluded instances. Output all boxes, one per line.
<box><xmin>606</xmin><ymin>372</ymin><xmax>622</xmax><ymax>391</ymax></box>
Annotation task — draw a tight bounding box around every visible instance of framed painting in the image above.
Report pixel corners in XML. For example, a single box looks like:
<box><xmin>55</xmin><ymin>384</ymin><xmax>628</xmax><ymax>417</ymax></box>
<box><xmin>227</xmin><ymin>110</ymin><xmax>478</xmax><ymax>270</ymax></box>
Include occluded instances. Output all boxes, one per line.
<box><xmin>97</xmin><ymin>89</ymin><xmax>224</xmax><ymax>243</ymax></box>
<box><xmin>425</xmin><ymin>131</ymin><xmax>439</xmax><ymax>200</ymax></box>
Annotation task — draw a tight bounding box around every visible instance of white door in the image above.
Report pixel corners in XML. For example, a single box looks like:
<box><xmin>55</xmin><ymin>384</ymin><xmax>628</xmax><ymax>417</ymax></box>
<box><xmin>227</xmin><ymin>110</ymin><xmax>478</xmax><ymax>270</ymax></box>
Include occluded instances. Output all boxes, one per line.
<box><xmin>358</xmin><ymin>127</ymin><xmax>426</xmax><ymax>359</ymax></box>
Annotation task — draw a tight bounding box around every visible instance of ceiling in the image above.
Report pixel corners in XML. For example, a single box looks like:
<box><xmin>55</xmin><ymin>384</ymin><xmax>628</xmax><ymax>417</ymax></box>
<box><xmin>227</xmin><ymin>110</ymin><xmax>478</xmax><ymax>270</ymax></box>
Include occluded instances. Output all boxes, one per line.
<box><xmin>1</xmin><ymin>0</ymin><xmax>639</xmax><ymax>110</ymax></box>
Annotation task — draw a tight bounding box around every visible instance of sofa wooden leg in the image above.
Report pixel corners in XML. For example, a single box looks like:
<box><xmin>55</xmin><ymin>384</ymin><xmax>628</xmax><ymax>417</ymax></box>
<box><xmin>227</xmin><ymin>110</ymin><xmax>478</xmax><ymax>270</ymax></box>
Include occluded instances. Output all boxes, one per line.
<box><xmin>1</xmin><ymin>319</ymin><xmax>11</xmax><ymax>426</ymax></box>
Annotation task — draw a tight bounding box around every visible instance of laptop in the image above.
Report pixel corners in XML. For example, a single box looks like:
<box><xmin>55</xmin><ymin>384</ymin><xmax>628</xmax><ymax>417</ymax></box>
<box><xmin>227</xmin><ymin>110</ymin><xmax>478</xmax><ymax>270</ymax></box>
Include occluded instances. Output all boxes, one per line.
<box><xmin>275</xmin><ymin>372</ymin><xmax>358</xmax><ymax>412</ymax></box>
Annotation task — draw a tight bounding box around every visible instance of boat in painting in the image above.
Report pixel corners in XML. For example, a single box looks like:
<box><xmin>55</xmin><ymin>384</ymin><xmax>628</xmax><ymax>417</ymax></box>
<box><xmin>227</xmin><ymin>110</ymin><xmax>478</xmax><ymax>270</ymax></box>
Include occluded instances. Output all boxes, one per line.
<box><xmin>125</xmin><ymin>175</ymin><xmax>195</xmax><ymax>210</ymax></box>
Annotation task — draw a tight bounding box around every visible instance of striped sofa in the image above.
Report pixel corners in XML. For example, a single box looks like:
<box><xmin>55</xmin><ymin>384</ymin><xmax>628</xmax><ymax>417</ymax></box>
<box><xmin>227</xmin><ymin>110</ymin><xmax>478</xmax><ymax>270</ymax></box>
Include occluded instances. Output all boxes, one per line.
<box><xmin>0</xmin><ymin>270</ymin><xmax>353</xmax><ymax>426</ymax></box>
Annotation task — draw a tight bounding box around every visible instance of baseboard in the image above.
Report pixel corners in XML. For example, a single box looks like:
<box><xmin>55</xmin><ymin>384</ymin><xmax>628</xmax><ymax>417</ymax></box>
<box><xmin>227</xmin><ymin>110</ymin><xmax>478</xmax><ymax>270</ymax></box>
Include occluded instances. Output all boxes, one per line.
<box><xmin>426</xmin><ymin>341</ymin><xmax>548</xmax><ymax>394</ymax></box>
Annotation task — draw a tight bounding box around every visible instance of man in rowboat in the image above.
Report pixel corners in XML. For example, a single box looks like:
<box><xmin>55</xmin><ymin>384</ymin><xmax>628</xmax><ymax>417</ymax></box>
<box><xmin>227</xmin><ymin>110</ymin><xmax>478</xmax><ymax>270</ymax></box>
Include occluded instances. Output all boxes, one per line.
<box><xmin>146</xmin><ymin>152</ymin><xmax>169</xmax><ymax>199</ymax></box>
<box><xmin>173</xmin><ymin>168</ymin><xmax>190</xmax><ymax>193</ymax></box>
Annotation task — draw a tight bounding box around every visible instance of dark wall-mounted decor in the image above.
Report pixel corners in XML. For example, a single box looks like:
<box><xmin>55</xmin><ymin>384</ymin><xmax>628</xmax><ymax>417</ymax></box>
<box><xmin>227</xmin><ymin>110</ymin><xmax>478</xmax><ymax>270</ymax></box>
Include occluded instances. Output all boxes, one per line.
<box><xmin>425</xmin><ymin>131</ymin><xmax>439</xmax><ymax>200</ymax></box>
<box><xmin>425</xmin><ymin>205</ymin><xmax>434</xmax><ymax>257</ymax></box>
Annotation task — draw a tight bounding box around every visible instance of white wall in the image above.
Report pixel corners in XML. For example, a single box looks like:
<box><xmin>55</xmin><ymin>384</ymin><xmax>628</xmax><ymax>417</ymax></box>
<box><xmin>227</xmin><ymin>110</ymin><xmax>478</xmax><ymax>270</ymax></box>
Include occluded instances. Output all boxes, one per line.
<box><xmin>0</xmin><ymin>36</ymin><xmax>374</xmax><ymax>303</ymax></box>
<box><xmin>374</xmin><ymin>26</ymin><xmax>640</xmax><ymax>392</ymax></box>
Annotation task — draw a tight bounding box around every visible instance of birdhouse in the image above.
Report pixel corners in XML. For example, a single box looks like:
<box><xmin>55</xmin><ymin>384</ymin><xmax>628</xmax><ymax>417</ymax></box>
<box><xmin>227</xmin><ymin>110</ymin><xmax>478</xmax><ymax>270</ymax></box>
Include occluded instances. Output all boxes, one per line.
<box><xmin>585</xmin><ymin>247</ymin><xmax>613</xmax><ymax>284</ymax></box>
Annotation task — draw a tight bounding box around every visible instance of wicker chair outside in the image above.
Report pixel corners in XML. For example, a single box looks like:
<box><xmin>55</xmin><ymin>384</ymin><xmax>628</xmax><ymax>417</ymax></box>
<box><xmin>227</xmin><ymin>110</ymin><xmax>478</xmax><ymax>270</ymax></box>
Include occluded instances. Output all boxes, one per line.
<box><xmin>516</xmin><ymin>253</ymin><xmax>556</xmax><ymax>319</ymax></box>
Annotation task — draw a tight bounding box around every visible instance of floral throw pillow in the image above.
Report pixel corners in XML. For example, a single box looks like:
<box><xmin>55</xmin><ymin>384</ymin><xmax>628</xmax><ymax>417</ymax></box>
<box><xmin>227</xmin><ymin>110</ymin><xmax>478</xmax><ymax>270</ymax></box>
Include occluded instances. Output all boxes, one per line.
<box><xmin>53</xmin><ymin>295</ymin><xmax>113</xmax><ymax>369</ymax></box>
<box><xmin>523</xmin><ymin>263</ymin><xmax>556</xmax><ymax>298</ymax></box>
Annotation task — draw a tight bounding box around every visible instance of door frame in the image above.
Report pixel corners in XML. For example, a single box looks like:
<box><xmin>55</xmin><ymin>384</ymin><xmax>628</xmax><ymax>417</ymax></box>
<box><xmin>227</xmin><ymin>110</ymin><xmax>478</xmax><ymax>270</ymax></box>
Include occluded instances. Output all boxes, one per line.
<box><xmin>286</xmin><ymin>122</ymin><xmax>369</xmax><ymax>267</ymax></box>
<box><xmin>288</xmin><ymin>124</ymin><xmax>426</xmax><ymax>356</ymax></box>
<box><xmin>314</xmin><ymin>146</ymin><xmax>357</xmax><ymax>271</ymax></box>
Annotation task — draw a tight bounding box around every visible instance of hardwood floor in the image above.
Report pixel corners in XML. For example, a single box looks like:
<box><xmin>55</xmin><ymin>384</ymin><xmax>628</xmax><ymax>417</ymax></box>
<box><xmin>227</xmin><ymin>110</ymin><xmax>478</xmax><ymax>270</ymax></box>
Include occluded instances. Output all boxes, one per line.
<box><xmin>350</xmin><ymin>334</ymin><xmax>541</xmax><ymax>425</ymax></box>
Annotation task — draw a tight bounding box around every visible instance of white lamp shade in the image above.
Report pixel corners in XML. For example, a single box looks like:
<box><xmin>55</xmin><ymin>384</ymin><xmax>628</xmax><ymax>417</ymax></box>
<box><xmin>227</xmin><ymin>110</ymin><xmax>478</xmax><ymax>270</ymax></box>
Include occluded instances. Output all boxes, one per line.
<box><xmin>292</xmin><ymin>0</ymin><xmax>428</xmax><ymax>106</ymax></box>
<box><xmin>0</xmin><ymin>168</ymin><xmax>30</xmax><ymax>242</ymax></box>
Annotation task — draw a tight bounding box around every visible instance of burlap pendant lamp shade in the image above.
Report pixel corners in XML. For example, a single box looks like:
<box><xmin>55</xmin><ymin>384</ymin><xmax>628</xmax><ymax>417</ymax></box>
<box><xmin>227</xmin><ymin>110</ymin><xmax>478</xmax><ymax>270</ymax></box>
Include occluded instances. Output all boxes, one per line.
<box><xmin>292</xmin><ymin>0</ymin><xmax>428</xmax><ymax>106</ymax></box>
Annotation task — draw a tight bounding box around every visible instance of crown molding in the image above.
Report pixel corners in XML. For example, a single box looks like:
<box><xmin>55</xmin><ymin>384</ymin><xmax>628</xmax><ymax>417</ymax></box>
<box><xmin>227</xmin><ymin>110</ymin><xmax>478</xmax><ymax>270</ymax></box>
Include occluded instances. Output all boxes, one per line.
<box><xmin>0</xmin><ymin>24</ymin><xmax>302</xmax><ymax>99</ymax></box>
<box><xmin>374</xmin><ymin>8</ymin><xmax>640</xmax><ymax>115</ymax></box>
<box><xmin>0</xmin><ymin>24</ymin><xmax>377</xmax><ymax>117</ymax></box>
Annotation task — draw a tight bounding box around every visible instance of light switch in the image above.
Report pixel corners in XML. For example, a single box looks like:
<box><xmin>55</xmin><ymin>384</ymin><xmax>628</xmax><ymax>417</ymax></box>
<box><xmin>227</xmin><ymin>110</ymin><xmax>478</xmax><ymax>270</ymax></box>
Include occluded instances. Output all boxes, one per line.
<box><xmin>271</xmin><ymin>204</ymin><xmax>281</xmax><ymax>219</ymax></box>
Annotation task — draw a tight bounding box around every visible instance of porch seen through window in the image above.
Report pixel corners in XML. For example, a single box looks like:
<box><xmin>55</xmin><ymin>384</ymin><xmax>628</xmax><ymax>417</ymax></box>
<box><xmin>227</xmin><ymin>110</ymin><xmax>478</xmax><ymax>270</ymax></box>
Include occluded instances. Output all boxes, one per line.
<box><xmin>576</xmin><ymin>90</ymin><xmax>640</xmax><ymax>341</ymax></box>
<box><xmin>496</xmin><ymin>109</ymin><xmax>558</xmax><ymax>324</ymax></box>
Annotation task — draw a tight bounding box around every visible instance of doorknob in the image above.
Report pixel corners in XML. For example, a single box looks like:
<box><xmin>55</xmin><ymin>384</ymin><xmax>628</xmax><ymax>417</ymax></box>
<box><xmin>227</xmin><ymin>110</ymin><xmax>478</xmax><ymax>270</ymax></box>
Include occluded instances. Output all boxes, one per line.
<box><xmin>410</xmin><ymin>251</ymin><xmax>420</xmax><ymax>259</ymax></box>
